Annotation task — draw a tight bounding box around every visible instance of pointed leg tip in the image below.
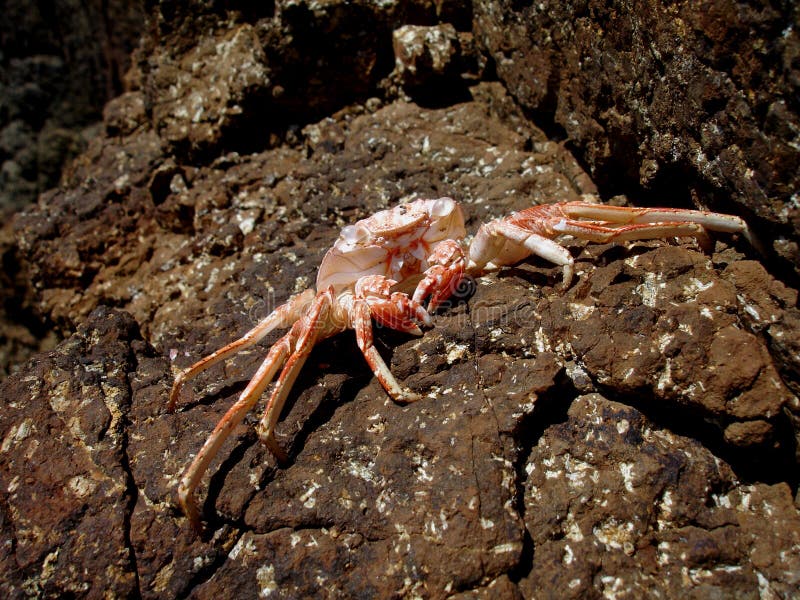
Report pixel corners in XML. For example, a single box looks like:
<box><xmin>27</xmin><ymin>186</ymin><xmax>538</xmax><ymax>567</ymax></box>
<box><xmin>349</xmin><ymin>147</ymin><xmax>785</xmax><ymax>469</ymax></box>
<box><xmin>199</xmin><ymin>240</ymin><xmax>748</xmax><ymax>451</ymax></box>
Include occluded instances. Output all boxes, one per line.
<box><xmin>259</xmin><ymin>430</ymin><xmax>289</xmax><ymax>465</ymax></box>
<box><xmin>178</xmin><ymin>493</ymin><xmax>203</xmax><ymax>534</ymax></box>
<box><xmin>397</xmin><ymin>389</ymin><xmax>422</xmax><ymax>404</ymax></box>
<box><xmin>168</xmin><ymin>371</ymin><xmax>192</xmax><ymax>412</ymax></box>
<box><xmin>270</xmin><ymin>446</ymin><xmax>289</xmax><ymax>465</ymax></box>
<box><xmin>167</xmin><ymin>387</ymin><xmax>180</xmax><ymax>413</ymax></box>
<box><xmin>187</xmin><ymin>515</ymin><xmax>205</xmax><ymax>536</ymax></box>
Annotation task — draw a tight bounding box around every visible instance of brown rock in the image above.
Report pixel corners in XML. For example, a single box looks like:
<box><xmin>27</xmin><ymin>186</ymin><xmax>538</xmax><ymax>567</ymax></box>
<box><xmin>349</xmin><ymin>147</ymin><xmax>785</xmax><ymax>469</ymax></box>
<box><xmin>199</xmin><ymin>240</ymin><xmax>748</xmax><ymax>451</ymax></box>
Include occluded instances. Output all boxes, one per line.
<box><xmin>473</xmin><ymin>0</ymin><xmax>800</xmax><ymax>269</ymax></box>
<box><xmin>519</xmin><ymin>395</ymin><xmax>800</xmax><ymax>598</ymax></box>
<box><xmin>498</xmin><ymin>244</ymin><xmax>798</xmax><ymax>448</ymax></box>
<box><xmin>1</xmin><ymin>1</ymin><xmax>798</xmax><ymax>597</ymax></box>
<box><xmin>390</xmin><ymin>23</ymin><xmax>484</xmax><ymax>102</ymax></box>
<box><xmin>0</xmin><ymin>307</ymin><xmax>140</xmax><ymax>597</ymax></box>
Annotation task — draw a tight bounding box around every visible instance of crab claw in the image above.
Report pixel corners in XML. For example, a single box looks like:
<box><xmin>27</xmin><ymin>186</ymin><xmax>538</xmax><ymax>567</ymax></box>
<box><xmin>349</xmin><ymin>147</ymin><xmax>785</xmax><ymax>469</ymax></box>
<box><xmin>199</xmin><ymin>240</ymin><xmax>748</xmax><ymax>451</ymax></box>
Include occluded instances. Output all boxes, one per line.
<box><xmin>412</xmin><ymin>239</ymin><xmax>466</xmax><ymax>312</ymax></box>
<box><xmin>355</xmin><ymin>274</ymin><xmax>432</xmax><ymax>330</ymax></box>
<box><xmin>366</xmin><ymin>292</ymin><xmax>431</xmax><ymax>334</ymax></box>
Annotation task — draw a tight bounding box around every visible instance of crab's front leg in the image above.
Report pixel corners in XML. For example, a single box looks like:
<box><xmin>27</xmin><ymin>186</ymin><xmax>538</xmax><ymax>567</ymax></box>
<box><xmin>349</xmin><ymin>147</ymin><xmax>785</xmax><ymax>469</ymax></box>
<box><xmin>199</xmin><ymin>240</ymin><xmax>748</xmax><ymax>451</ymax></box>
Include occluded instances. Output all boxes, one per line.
<box><xmin>353</xmin><ymin>275</ymin><xmax>432</xmax><ymax>402</ymax></box>
<box><xmin>553</xmin><ymin>201</ymin><xmax>759</xmax><ymax>253</ymax></box>
<box><xmin>468</xmin><ymin>201</ymin><xmax>755</xmax><ymax>288</ymax></box>
<box><xmin>411</xmin><ymin>239</ymin><xmax>467</xmax><ymax>311</ymax></box>
<box><xmin>356</xmin><ymin>275</ymin><xmax>431</xmax><ymax>332</ymax></box>
<box><xmin>469</xmin><ymin>218</ymin><xmax>577</xmax><ymax>286</ymax></box>
<box><xmin>353</xmin><ymin>299</ymin><xmax>422</xmax><ymax>403</ymax></box>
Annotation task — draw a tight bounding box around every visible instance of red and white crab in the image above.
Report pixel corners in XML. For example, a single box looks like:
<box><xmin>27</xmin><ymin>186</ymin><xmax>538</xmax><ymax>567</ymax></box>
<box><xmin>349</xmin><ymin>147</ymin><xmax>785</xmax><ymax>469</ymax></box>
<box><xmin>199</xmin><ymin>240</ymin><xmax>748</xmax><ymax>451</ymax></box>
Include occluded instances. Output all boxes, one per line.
<box><xmin>168</xmin><ymin>197</ymin><xmax>751</xmax><ymax>529</ymax></box>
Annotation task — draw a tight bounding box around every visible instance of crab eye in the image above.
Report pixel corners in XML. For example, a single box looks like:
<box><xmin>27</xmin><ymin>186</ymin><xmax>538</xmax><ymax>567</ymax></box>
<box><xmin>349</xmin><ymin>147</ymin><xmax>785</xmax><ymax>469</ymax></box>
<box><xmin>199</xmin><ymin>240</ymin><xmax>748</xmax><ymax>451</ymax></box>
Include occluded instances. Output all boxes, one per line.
<box><xmin>430</xmin><ymin>197</ymin><xmax>454</xmax><ymax>217</ymax></box>
<box><xmin>341</xmin><ymin>224</ymin><xmax>370</xmax><ymax>244</ymax></box>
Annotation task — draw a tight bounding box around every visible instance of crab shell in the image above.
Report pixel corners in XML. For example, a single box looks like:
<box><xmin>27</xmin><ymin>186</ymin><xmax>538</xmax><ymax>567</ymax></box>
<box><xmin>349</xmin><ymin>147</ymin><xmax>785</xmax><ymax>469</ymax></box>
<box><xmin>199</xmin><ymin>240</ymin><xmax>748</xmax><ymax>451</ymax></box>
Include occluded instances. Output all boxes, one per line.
<box><xmin>316</xmin><ymin>198</ymin><xmax>467</xmax><ymax>293</ymax></box>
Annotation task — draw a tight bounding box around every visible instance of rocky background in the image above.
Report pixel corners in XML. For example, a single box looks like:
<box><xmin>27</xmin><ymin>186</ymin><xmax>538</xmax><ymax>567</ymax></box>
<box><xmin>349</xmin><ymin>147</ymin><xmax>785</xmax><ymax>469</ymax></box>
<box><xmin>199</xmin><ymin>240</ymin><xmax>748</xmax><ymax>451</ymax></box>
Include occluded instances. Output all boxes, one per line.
<box><xmin>0</xmin><ymin>0</ymin><xmax>144</xmax><ymax>213</ymax></box>
<box><xmin>1</xmin><ymin>0</ymin><xmax>799</xmax><ymax>598</ymax></box>
<box><xmin>0</xmin><ymin>0</ymin><xmax>145</xmax><ymax>379</ymax></box>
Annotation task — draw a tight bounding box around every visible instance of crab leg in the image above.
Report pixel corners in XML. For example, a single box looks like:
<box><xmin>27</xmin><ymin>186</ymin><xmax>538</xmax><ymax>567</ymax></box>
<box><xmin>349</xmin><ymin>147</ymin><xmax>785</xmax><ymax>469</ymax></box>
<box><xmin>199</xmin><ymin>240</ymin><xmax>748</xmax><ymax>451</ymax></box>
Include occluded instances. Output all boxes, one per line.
<box><xmin>470</xmin><ymin>201</ymin><xmax>755</xmax><ymax>286</ymax></box>
<box><xmin>176</xmin><ymin>329</ymin><xmax>295</xmax><ymax>530</ymax></box>
<box><xmin>168</xmin><ymin>288</ymin><xmax>315</xmax><ymax>412</ymax></box>
<box><xmin>473</xmin><ymin>220</ymin><xmax>712</xmax><ymax>285</ymax></box>
<box><xmin>356</xmin><ymin>274</ymin><xmax>431</xmax><ymax>331</ymax></box>
<box><xmin>353</xmin><ymin>298</ymin><xmax>421</xmax><ymax>403</ymax></box>
<box><xmin>549</xmin><ymin>219</ymin><xmax>711</xmax><ymax>246</ymax></box>
<box><xmin>469</xmin><ymin>221</ymin><xmax>578</xmax><ymax>283</ymax></box>
<box><xmin>558</xmin><ymin>201</ymin><xmax>750</xmax><ymax>235</ymax></box>
<box><xmin>365</xmin><ymin>293</ymin><xmax>431</xmax><ymax>334</ymax></box>
<box><xmin>556</xmin><ymin>201</ymin><xmax>759</xmax><ymax>253</ymax></box>
<box><xmin>256</xmin><ymin>291</ymin><xmax>336</xmax><ymax>462</ymax></box>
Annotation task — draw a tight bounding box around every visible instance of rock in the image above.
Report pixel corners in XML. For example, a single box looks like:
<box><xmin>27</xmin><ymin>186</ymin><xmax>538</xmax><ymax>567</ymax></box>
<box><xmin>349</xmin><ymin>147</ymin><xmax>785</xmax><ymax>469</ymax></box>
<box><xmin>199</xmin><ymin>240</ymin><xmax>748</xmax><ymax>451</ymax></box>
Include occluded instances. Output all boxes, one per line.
<box><xmin>104</xmin><ymin>92</ymin><xmax>148</xmax><ymax>137</ymax></box>
<box><xmin>390</xmin><ymin>23</ymin><xmax>484</xmax><ymax>103</ymax></box>
<box><xmin>520</xmin><ymin>394</ymin><xmax>800</xmax><ymax>598</ymax></box>
<box><xmin>548</xmin><ymin>248</ymin><xmax>795</xmax><ymax>443</ymax></box>
<box><xmin>0</xmin><ymin>307</ymin><xmax>141</xmax><ymax>597</ymax></box>
<box><xmin>145</xmin><ymin>23</ymin><xmax>272</xmax><ymax>156</ymax></box>
<box><xmin>7</xmin><ymin>85</ymin><xmax>799</xmax><ymax>595</ymax></box>
<box><xmin>0</xmin><ymin>219</ymin><xmax>58</xmax><ymax>381</ymax></box>
<box><xmin>1</xmin><ymin>1</ymin><xmax>798</xmax><ymax>597</ymax></box>
<box><xmin>473</xmin><ymin>0</ymin><xmax>800</xmax><ymax>270</ymax></box>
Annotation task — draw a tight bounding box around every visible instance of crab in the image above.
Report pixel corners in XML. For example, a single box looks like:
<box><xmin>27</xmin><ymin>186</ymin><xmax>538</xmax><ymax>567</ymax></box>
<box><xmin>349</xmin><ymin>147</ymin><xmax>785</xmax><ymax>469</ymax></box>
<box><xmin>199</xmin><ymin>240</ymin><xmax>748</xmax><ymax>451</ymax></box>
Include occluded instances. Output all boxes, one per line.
<box><xmin>168</xmin><ymin>198</ymin><xmax>467</xmax><ymax>528</ymax></box>
<box><xmin>168</xmin><ymin>197</ymin><xmax>752</xmax><ymax>529</ymax></box>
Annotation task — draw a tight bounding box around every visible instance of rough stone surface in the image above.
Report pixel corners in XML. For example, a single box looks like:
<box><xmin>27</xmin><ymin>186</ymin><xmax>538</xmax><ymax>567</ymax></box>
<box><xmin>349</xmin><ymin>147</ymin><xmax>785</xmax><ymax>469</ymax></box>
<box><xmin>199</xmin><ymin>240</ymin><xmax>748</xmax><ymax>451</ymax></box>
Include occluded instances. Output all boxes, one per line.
<box><xmin>139</xmin><ymin>1</ymin><xmax>475</xmax><ymax>159</ymax></box>
<box><xmin>520</xmin><ymin>395</ymin><xmax>800</xmax><ymax>599</ymax></box>
<box><xmin>474</xmin><ymin>0</ymin><xmax>800</xmax><ymax>269</ymax></box>
<box><xmin>0</xmin><ymin>220</ymin><xmax>58</xmax><ymax>381</ymax></box>
<box><xmin>0</xmin><ymin>307</ymin><xmax>141</xmax><ymax>597</ymax></box>
<box><xmin>1</xmin><ymin>1</ymin><xmax>799</xmax><ymax>598</ymax></box>
<box><xmin>390</xmin><ymin>23</ymin><xmax>485</xmax><ymax>103</ymax></box>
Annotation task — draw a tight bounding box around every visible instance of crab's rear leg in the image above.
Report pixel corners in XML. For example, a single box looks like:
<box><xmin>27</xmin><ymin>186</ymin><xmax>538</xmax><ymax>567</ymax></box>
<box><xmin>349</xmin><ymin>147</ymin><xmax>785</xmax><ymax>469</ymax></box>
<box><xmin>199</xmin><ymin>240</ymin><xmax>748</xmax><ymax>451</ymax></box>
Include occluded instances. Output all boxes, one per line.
<box><xmin>254</xmin><ymin>285</ymin><xmax>423</xmax><ymax>467</ymax></box>
<box><xmin>177</xmin><ymin>330</ymin><xmax>295</xmax><ymax>530</ymax></box>
<box><xmin>255</xmin><ymin>291</ymin><xmax>338</xmax><ymax>461</ymax></box>
<box><xmin>178</xmin><ymin>290</ymin><xmax>334</xmax><ymax>530</ymax></box>
<box><xmin>168</xmin><ymin>288</ymin><xmax>315</xmax><ymax>412</ymax></box>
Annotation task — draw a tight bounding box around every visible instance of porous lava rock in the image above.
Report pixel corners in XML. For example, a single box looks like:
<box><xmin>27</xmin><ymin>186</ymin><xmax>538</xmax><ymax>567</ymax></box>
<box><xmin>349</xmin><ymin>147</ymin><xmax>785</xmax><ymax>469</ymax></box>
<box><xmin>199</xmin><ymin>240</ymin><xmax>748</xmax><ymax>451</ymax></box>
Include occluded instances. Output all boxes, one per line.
<box><xmin>473</xmin><ymin>0</ymin><xmax>800</xmax><ymax>270</ymax></box>
<box><xmin>520</xmin><ymin>395</ymin><xmax>800</xmax><ymax>599</ymax></box>
<box><xmin>0</xmin><ymin>307</ymin><xmax>141</xmax><ymax>597</ymax></box>
<box><xmin>1</xmin><ymin>1</ymin><xmax>798</xmax><ymax>598</ymax></box>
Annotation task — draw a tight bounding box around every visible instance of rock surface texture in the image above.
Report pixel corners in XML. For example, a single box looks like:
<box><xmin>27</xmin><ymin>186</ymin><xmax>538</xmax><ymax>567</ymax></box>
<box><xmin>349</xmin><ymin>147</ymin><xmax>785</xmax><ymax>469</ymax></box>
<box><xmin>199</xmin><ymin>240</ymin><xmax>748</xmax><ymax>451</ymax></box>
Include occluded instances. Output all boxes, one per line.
<box><xmin>474</xmin><ymin>0</ymin><xmax>800</xmax><ymax>270</ymax></box>
<box><xmin>1</xmin><ymin>1</ymin><xmax>799</xmax><ymax>598</ymax></box>
<box><xmin>0</xmin><ymin>0</ymin><xmax>144</xmax><ymax>380</ymax></box>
